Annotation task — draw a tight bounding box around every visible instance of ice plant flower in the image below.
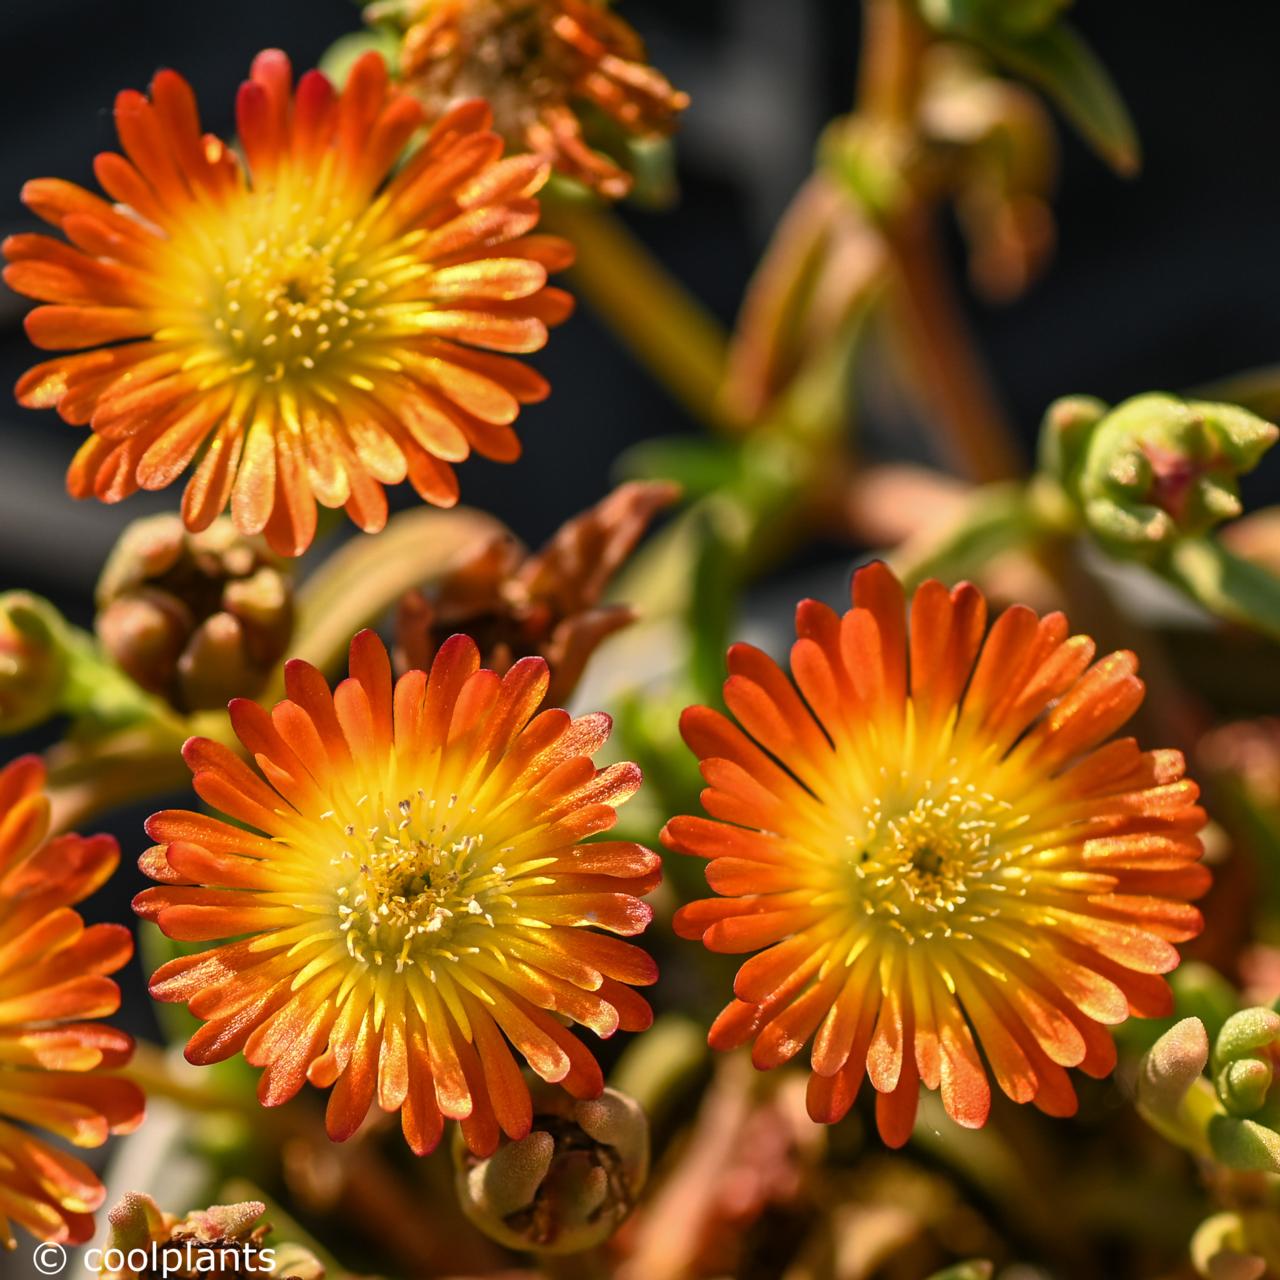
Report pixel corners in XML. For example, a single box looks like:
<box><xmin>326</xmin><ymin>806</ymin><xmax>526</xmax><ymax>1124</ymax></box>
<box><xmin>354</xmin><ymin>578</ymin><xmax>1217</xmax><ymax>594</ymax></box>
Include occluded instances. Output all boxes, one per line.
<box><xmin>5</xmin><ymin>51</ymin><xmax>573</xmax><ymax>557</ymax></box>
<box><xmin>379</xmin><ymin>0</ymin><xmax>690</xmax><ymax>199</ymax></box>
<box><xmin>134</xmin><ymin>631</ymin><xmax>658</xmax><ymax>1157</ymax></box>
<box><xmin>663</xmin><ymin>563</ymin><xmax>1207</xmax><ymax>1145</ymax></box>
<box><xmin>0</xmin><ymin>757</ymin><xmax>144</xmax><ymax>1248</ymax></box>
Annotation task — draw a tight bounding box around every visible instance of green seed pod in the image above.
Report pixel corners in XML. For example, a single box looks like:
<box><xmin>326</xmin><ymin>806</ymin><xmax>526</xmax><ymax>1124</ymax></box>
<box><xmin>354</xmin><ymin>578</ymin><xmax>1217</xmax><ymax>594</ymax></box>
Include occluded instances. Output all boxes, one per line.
<box><xmin>453</xmin><ymin>1085</ymin><xmax>650</xmax><ymax>1255</ymax></box>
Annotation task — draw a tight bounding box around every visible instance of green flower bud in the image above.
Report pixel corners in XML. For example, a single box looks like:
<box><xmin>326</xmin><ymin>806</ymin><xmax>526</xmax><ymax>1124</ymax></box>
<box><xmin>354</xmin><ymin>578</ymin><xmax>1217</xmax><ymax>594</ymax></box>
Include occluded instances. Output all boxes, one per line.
<box><xmin>1218</xmin><ymin>1058</ymin><xmax>1273</xmax><ymax>1117</ymax></box>
<box><xmin>1214</xmin><ymin>1008</ymin><xmax>1280</xmax><ymax>1070</ymax></box>
<box><xmin>0</xmin><ymin>591</ymin><xmax>69</xmax><ymax>733</ymax></box>
<box><xmin>95</xmin><ymin>515</ymin><xmax>295</xmax><ymax>713</ymax></box>
<box><xmin>1042</xmin><ymin>393</ymin><xmax>1278</xmax><ymax>558</ymax></box>
<box><xmin>453</xmin><ymin>1085</ymin><xmax>650</xmax><ymax>1255</ymax></box>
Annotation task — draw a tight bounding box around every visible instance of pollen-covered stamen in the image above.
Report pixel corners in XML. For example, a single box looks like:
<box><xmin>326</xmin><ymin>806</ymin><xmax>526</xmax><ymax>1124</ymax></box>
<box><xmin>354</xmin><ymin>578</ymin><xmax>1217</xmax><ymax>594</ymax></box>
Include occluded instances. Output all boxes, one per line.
<box><xmin>848</xmin><ymin>769</ymin><xmax>1030</xmax><ymax>941</ymax></box>
<box><xmin>203</xmin><ymin>213</ymin><xmax>402</xmax><ymax>385</ymax></box>
<box><xmin>331</xmin><ymin>793</ymin><xmax>518</xmax><ymax>973</ymax></box>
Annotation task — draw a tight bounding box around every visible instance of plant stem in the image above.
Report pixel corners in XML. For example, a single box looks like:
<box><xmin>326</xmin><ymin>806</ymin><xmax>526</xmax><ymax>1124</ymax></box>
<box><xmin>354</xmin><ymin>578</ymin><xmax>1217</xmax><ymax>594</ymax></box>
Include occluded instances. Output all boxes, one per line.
<box><xmin>859</xmin><ymin>0</ymin><xmax>1024</xmax><ymax>482</ymax></box>
<box><xmin>544</xmin><ymin>196</ymin><xmax>734</xmax><ymax>433</ymax></box>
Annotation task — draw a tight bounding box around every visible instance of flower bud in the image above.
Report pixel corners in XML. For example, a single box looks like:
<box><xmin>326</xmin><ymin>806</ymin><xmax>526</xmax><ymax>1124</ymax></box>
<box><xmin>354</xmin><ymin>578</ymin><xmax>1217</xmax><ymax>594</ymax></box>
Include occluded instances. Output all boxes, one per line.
<box><xmin>1041</xmin><ymin>393</ymin><xmax>1278</xmax><ymax>558</ymax></box>
<box><xmin>100</xmin><ymin>1192</ymin><xmax>323</xmax><ymax>1279</ymax></box>
<box><xmin>453</xmin><ymin>1085</ymin><xmax>650</xmax><ymax>1255</ymax></box>
<box><xmin>0</xmin><ymin>591</ymin><xmax>69</xmax><ymax>733</ymax></box>
<box><xmin>95</xmin><ymin>515</ymin><xmax>294</xmax><ymax>712</ymax></box>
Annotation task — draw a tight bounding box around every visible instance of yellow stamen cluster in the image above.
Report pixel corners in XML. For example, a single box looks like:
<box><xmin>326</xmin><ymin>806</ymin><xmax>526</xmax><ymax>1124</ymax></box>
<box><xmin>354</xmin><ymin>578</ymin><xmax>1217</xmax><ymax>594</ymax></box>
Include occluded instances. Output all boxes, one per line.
<box><xmin>321</xmin><ymin>793</ymin><xmax>541</xmax><ymax>975</ymax></box>
<box><xmin>844</xmin><ymin>767</ymin><xmax>1032</xmax><ymax>943</ymax></box>
<box><xmin>201</xmin><ymin>211</ymin><xmax>391</xmax><ymax>385</ymax></box>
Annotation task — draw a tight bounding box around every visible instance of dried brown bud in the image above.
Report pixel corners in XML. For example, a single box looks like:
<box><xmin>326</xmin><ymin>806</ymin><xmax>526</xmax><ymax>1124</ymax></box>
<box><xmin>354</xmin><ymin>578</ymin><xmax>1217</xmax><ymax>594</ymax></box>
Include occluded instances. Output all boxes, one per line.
<box><xmin>95</xmin><ymin>516</ymin><xmax>294</xmax><ymax>712</ymax></box>
<box><xmin>396</xmin><ymin>482</ymin><xmax>677</xmax><ymax>705</ymax></box>
<box><xmin>99</xmin><ymin>1193</ymin><xmax>322</xmax><ymax>1280</ymax></box>
<box><xmin>453</xmin><ymin>1085</ymin><xmax>650</xmax><ymax>1255</ymax></box>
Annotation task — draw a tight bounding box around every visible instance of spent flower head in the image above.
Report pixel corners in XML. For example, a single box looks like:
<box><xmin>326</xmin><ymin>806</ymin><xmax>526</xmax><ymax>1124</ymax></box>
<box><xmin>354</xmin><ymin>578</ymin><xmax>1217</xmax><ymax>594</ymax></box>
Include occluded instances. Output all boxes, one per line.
<box><xmin>396</xmin><ymin>479</ymin><xmax>677</xmax><ymax>705</ymax></box>
<box><xmin>374</xmin><ymin>0</ymin><xmax>689</xmax><ymax>199</ymax></box>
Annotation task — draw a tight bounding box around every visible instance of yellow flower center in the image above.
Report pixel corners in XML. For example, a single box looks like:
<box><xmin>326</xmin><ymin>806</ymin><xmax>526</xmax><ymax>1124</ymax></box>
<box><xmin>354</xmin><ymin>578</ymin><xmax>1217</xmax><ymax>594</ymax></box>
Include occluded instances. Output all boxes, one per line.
<box><xmin>329</xmin><ymin>793</ymin><xmax>519</xmax><ymax>973</ymax></box>
<box><xmin>205</xmin><ymin>218</ymin><xmax>378</xmax><ymax>385</ymax></box>
<box><xmin>846</xmin><ymin>770</ymin><xmax>1031</xmax><ymax>943</ymax></box>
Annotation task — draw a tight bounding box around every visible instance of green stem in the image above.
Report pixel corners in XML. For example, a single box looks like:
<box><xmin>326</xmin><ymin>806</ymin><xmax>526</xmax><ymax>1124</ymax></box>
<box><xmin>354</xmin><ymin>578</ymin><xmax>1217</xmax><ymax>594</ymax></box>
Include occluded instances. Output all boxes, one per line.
<box><xmin>543</xmin><ymin>196</ymin><xmax>734</xmax><ymax>433</ymax></box>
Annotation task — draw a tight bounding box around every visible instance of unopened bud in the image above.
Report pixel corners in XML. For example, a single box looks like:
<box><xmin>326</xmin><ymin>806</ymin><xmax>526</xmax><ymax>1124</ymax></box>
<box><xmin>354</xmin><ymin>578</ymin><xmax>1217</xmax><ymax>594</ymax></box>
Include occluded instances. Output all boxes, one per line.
<box><xmin>95</xmin><ymin>516</ymin><xmax>294</xmax><ymax>712</ymax></box>
<box><xmin>1041</xmin><ymin>393</ymin><xmax>1278</xmax><ymax>558</ymax></box>
<box><xmin>100</xmin><ymin>1192</ymin><xmax>323</xmax><ymax>1279</ymax></box>
<box><xmin>453</xmin><ymin>1085</ymin><xmax>650</xmax><ymax>1255</ymax></box>
<box><xmin>1214</xmin><ymin>1008</ymin><xmax>1280</xmax><ymax>1069</ymax></box>
<box><xmin>0</xmin><ymin>591</ymin><xmax>69</xmax><ymax>733</ymax></box>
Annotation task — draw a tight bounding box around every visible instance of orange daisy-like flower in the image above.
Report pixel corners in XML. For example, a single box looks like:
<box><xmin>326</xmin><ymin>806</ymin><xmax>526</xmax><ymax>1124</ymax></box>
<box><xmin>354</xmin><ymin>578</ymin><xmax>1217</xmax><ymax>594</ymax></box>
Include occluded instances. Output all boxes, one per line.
<box><xmin>134</xmin><ymin>631</ymin><xmax>657</xmax><ymax>1156</ymax></box>
<box><xmin>386</xmin><ymin>0</ymin><xmax>690</xmax><ymax>199</ymax></box>
<box><xmin>0</xmin><ymin>757</ymin><xmax>144</xmax><ymax>1247</ymax></box>
<box><xmin>5</xmin><ymin>51</ymin><xmax>573</xmax><ymax>556</ymax></box>
<box><xmin>663</xmin><ymin>564</ymin><xmax>1207</xmax><ymax>1146</ymax></box>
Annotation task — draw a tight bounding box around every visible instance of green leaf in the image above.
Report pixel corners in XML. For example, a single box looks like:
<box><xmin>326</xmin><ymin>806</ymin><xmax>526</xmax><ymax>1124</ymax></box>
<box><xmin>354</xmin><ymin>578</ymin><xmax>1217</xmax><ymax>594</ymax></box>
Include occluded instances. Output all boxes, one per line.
<box><xmin>1166</xmin><ymin>537</ymin><xmax>1280</xmax><ymax>641</ymax></box>
<box><xmin>617</xmin><ymin>436</ymin><xmax>743</xmax><ymax>500</ymax></box>
<box><xmin>979</xmin><ymin>22</ymin><xmax>1140</xmax><ymax>176</ymax></box>
<box><xmin>686</xmin><ymin>501</ymin><xmax>745</xmax><ymax>706</ymax></box>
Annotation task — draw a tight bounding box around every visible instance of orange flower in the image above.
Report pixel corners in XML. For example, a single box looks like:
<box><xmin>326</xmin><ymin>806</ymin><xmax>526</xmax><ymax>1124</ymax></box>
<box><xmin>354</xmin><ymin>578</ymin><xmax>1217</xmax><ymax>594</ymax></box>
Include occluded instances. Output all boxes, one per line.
<box><xmin>134</xmin><ymin>631</ymin><xmax>658</xmax><ymax>1156</ymax></box>
<box><xmin>663</xmin><ymin>563</ymin><xmax>1207</xmax><ymax>1146</ymax></box>
<box><xmin>385</xmin><ymin>0</ymin><xmax>689</xmax><ymax>199</ymax></box>
<box><xmin>0</xmin><ymin>757</ymin><xmax>144</xmax><ymax>1247</ymax></box>
<box><xmin>5</xmin><ymin>51</ymin><xmax>573</xmax><ymax>557</ymax></box>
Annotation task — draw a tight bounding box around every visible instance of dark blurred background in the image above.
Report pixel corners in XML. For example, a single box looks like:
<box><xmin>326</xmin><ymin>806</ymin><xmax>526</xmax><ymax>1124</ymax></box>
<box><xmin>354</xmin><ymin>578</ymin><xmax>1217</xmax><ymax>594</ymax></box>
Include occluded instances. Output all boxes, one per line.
<box><xmin>2</xmin><ymin>0</ymin><xmax>1279</xmax><ymax>1039</ymax></box>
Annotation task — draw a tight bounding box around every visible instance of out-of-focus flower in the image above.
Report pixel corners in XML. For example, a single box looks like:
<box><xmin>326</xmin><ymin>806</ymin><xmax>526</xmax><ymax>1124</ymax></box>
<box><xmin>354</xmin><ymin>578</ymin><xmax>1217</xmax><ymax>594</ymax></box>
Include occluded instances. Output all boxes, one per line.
<box><xmin>453</xmin><ymin>1083</ymin><xmax>648</xmax><ymax>1253</ymax></box>
<box><xmin>374</xmin><ymin>0</ymin><xmax>689</xmax><ymax>199</ymax></box>
<box><xmin>135</xmin><ymin>631</ymin><xmax>658</xmax><ymax>1157</ymax></box>
<box><xmin>94</xmin><ymin>515</ymin><xmax>293</xmax><ymax>713</ymax></box>
<box><xmin>99</xmin><ymin>1193</ymin><xmax>323</xmax><ymax>1280</ymax></box>
<box><xmin>920</xmin><ymin>47</ymin><xmax>1058</xmax><ymax>302</ymax></box>
<box><xmin>396</xmin><ymin>480</ymin><xmax>677</xmax><ymax>705</ymax></box>
<box><xmin>664</xmin><ymin>562</ymin><xmax>1207</xmax><ymax>1146</ymax></box>
<box><xmin>0</xmin><ymin>593</ymin><xmax>69</xmax><ymax>733</ymax></box>
<box><xmin>5</xmin><ymin>51</ymin><xmax>572</xmax><ymax>556</ymax></box>
<box><xmin>0</xmin><ymin>757</ymin><xmax>144</xmax><ymax>1248</ymax></box>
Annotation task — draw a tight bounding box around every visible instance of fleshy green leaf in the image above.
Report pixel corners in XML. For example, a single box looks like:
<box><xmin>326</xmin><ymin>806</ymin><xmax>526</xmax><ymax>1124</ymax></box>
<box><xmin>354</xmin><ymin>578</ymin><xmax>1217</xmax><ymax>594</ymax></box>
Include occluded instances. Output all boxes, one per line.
<box><xmin>978</xmin><ymin>22</ymin><xmax>1140</xmax><ymax>176</ymax></box>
